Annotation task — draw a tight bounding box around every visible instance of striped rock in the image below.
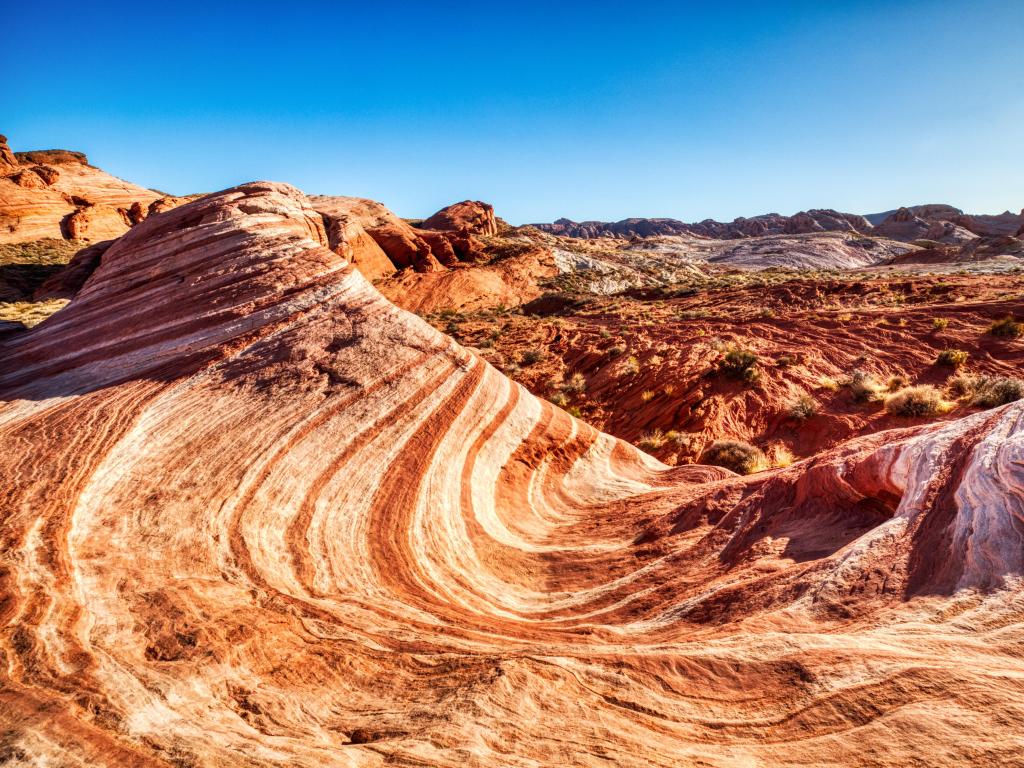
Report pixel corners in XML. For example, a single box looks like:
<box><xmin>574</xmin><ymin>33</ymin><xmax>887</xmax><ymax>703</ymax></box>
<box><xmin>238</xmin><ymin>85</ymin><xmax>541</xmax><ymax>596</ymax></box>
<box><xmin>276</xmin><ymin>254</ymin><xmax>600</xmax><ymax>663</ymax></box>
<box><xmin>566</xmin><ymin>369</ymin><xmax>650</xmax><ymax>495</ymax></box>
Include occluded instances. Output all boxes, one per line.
<box><xmin>1</xmin><ymin>182</ymin><xmax>1022</xmax><ymax>766</ymax></box>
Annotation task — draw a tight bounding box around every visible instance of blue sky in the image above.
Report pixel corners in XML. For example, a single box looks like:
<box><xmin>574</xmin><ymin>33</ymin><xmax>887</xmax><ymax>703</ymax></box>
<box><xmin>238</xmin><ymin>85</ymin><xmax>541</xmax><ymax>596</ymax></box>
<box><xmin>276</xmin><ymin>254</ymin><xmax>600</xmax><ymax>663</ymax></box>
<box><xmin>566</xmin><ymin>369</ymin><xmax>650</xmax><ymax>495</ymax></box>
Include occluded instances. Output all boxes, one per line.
<box><xmin>5</xmin><ymin>1</ymin><xmax>1023</xmax><ymax>223</ymax></box>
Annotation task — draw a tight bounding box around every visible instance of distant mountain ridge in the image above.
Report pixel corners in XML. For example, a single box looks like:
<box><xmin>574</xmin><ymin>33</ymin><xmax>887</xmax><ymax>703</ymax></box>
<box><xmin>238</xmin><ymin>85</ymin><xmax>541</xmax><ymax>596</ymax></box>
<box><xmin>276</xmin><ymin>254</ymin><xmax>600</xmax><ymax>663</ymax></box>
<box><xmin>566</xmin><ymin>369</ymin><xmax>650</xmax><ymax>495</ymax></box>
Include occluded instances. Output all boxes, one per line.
<box><xmin>533</xmin><ymin>204</ymin><xmax>1024</xmax><ymax>243</ymax></box>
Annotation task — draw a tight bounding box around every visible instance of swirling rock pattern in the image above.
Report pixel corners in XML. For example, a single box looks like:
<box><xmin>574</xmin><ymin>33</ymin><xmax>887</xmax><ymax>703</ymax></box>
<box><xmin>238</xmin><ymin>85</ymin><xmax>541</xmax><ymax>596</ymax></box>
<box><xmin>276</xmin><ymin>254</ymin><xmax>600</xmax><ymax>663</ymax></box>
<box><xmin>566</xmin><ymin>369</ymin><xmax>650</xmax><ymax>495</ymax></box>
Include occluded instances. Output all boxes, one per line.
<box><xmin>2</xmin><ymin>183</ymin><xmax>1023</xmax><ymax>766</ymax></box>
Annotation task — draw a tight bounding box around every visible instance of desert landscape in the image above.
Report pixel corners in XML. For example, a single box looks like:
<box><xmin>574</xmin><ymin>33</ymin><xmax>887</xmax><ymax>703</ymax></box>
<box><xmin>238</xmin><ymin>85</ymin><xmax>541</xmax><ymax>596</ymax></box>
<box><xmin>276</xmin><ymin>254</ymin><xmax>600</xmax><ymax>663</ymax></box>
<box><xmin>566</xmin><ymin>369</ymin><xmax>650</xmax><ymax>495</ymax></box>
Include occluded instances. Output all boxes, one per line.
<box><xmin>1</xmin><ymin>126</ymin><xmax>1023</xmax><ymax>766</ymax></box>
<box><xmin>3</xmin><ymin>5</ymin><xmax>1024</xmax><ymax>767</ymax></box>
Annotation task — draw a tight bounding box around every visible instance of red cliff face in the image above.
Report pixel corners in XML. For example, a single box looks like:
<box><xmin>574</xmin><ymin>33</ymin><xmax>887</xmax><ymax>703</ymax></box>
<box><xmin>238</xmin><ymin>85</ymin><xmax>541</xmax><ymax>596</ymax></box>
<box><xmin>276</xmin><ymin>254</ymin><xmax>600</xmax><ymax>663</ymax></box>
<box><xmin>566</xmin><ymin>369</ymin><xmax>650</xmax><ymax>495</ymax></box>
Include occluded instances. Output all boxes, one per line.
<box><xmin>1</xmin><ymin>182</ymin><xmax>1023</xmax><ymax>766</ymax></box>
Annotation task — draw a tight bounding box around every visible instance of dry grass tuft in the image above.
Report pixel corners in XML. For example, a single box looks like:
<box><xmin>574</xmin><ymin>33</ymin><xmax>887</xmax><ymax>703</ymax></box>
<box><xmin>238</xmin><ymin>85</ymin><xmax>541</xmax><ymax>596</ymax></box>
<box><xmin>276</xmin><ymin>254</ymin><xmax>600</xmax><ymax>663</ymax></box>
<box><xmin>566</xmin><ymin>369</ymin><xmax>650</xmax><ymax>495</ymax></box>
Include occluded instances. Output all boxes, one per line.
<box><xmin>699</xmin><ymin>439</ymin><xmax>768</xmax><ymax>475</ymax></box>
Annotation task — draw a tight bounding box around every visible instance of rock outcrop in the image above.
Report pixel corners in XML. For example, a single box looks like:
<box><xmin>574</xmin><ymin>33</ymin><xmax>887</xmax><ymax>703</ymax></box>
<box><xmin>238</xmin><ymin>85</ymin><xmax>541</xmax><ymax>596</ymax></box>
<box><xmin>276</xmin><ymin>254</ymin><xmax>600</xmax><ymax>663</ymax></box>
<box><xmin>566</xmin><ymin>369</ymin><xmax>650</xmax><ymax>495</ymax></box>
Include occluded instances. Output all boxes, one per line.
<box><xmin>421</xmin><ymin>199</ymin><xmax>498</xmax><ymax>236</ymax></box>
<box><xmin>0</xmin><ymin>133</ymin><xmax>162</xmax><ymax>243</ymax></box>
<box><xmin>2</xmin><ymin>181</ymin><xmax>1023</xmax><ymax>766</ymax></box>
<box><xmin>312</xmin><ymin>195</ymin><xmax>490</xmax><ymax>279</ymax></box>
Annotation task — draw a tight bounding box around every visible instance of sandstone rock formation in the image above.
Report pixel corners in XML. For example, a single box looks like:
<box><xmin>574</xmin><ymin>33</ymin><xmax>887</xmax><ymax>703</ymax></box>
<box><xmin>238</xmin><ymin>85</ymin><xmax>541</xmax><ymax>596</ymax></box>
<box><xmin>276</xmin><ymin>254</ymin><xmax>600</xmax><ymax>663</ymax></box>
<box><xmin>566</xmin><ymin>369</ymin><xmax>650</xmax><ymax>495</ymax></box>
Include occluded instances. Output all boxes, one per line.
<box><xmin>2</xmin><ymin>181</ymin><xmax>1023</xmax><ymax>766</ymax></box>
<box><xmin>0</xmin><ymin>133</ymin><xmax>162</xmax><ymax>243</ymax></box>
<box><xmin>421</xmin><ymin>199</ymin><xmax>498</xmax><ymax>235</ymax></box>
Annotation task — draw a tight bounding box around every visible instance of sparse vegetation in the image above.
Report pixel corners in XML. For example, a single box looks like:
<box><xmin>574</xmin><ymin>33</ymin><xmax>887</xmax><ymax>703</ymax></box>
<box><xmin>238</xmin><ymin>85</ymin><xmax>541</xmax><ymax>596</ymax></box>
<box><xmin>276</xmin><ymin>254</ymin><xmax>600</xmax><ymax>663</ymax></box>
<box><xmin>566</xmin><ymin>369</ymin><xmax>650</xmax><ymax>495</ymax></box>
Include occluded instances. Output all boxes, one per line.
<box><xmin>775</xmin><ymin>354</ymin><xmax>796</xmax><ymax>367</ymax></box>
<box><xmin>848</xmin><ymin>368</ymin><xmax>885</xmax><ymax>403</ymax></box>
<box><xmin>787</xmin><ymin>394</ymin><xmax>818</xmax><ymax>421</ymax></box>
<box><xmin>699</xmin><ymin>439</ymin><xmax>768</xmax><ymax>475</ymax></box>
<box><xmin>548</xmin><ymin>392</ymin><xmax>570</xmax><ymax>407</ymax></box>
<box><xmin>0</xmin><ymin>299</ymin><xmax>69</xmax><ymax>328</ymax></box>
<box><xmin>884</xmin><ymin>385</ymin><xmax>948</xmax><ymax>417</ymax></box>
<box><xmin>931</xmin><ymin>317</ymin><xmax>949</xmax><ymax>331</ymax></box>
<box><xmin>562</xmin><ymin>372</ymin><xmax>586</xmax><ymax>394</ymax></box>
<box><xmin>640</xmin><ymin>390</ymin><xmax>656</xmax><ymax>402</ymax></box>
<box><xmin>818</xmin><ymin>376</ymin><xmax>840</xmax><ymax>392</ymax></box>
<box><xmin>621</xmin><ymin>356</ymin><xmax>640</xmax><ymax>376</ymax></box>
<box><xmin>638</xmin><ymin>429</ymin><xmax>668</xmax><ymax>450</ymax></box>
<box><xmin>947</xmin><ymin>374</ymin><xmax>1024</xmax><ymax>408</ymax></box>
<box><xmin>718</xmin><ymin>346</ymin><xmax>761</xmax><ymax>384</ymax></box>
<box><xmin>988</xmin><ymin>315</ymin><xmax>1022</xmax><ymax>339</ymax></box>
<box><xmin>519</xmin><ymin>348</ymin><xmax>545</xmax><ymax>366</ymax></box>
<box><xmin>935</xmin><ymin>349</ymin><xmax>969</xmax><ymax>368</ymax></box>
<box><xmin>887</xmin><ymin>375</ymin><xmax>908</xmax><ymax>392</ymax></box>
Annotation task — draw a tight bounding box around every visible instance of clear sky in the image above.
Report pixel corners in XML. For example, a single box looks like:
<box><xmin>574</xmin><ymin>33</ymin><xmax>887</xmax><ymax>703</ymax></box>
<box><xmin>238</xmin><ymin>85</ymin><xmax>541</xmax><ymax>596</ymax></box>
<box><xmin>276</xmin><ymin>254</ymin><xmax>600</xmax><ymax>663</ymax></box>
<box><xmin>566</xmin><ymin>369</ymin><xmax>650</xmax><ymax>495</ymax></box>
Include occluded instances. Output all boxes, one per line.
<box><xmin>5</xmin><ymin>1</ymin><xmax>1023</xmax><ymax>224</ymax></box>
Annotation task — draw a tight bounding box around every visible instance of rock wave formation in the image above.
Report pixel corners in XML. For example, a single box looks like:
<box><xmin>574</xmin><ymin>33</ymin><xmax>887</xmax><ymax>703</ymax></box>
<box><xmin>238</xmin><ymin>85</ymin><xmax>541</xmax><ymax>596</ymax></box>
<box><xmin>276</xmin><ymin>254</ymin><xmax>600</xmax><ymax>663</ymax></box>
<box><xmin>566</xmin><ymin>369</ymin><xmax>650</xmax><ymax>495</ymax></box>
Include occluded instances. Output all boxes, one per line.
<box><xmin>2</xmin><ymin>182</ymin><xmax>1024</xmax><ymax>766</ymax></box>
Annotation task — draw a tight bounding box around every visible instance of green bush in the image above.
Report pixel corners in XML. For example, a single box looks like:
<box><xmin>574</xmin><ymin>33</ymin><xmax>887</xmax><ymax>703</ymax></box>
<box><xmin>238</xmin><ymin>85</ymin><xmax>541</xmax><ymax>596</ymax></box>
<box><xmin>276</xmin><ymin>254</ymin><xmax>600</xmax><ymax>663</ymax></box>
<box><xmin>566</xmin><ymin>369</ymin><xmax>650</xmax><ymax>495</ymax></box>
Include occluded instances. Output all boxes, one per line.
<box><xmin>519</xmin><ymin>348</ymin><xmax>545</xmax><ymax>366</ymax></box>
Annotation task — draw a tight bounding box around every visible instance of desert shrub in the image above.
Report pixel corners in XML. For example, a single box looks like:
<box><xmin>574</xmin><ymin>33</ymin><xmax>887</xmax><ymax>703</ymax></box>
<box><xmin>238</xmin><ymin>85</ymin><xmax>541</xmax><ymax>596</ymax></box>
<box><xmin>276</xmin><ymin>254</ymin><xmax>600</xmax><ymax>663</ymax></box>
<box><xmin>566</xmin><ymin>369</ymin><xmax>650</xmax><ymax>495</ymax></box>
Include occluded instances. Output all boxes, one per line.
<box><xmin>620</xmin><ymin>355</ymin><xmax>640</xmax><ymax>376</ymax></box>
<box><xmin>935</xmin><ymin>349</ymin><xmax>969</xmax><ymax>368</ymax></box>
<box><xmin>638</xmin><ymin>429</ymin><xmax>667</xmax><ymax>450</ymax></box>
<box><xmin>699</xmin><ymin>439</ymin><xmax>768</xmax><ymax>475</ymax></box>
<box><xmin>787</xmin><ymin>394</ymin><xmax>818</xmax><ymax>421</ymax></box>
<box><xmin>548</xmin><ymin>392</ymin><xmax>570</xmax><ymax>407</ymax></box>
<box><xmin>818</xmin><ymin>376</ymin><xmax>840</xmax><ymax>392</ymax></box>
<box><xmin>989</xmin><ymin>315</ymin><xmax>1022</xmax><ymax>338</ymax></box>
<box><xmin>519</xmin><ymin>348</ymin><xmax>545</xmax><ymax>366</ymax></box>
<box><xmin>566</xmin><ymin>406</ymin><xmax>583</xmax><ymax>418</ymax></box>
<box><xmin>666</xmin><ymin>430</ymin><xmax>700</xmax><ymax>453</ymax></box>
<box><xmin>973</xmin><ymin>377</ymin><xmax>1024</xmax><ymax>408</ymax></box>
<box><xmin>848</xmin><ymin>368</ymin><xmax>885</xmax><ymax>402</ymax></box>
<box><xmin>948</xmin><ymin>374</ymin><xmax>1024</xmax><ymax>408</ymax></box>
<box><xmin>775</xmin><ymin>354</ymin><xmax>796</xmax><ymax>367</ymax></box>
<box><xmin>640</xmin><ymin>390</ymin><xmax>656</xmax><ymax>402</ymax></box>
<box><xmin>887</xmin><ymin>374</ymin><xmax>908</xmax><ymax>392</ymax></box>
<box><xmin>562</xmin><ymin>372</ymin><xmax>586</xmax><ymax>394</ymax></box>
<box><xmin>607</xmin><ymin>344</ymin><xmax>625</xmax><ymax>358</ymax></box>
<box><xmin>884</xmin><ymin>385</ymin><xmax>946</xmax><ymax>417</ymax></box>
<box><xmin>718</xmin><ymin>346</ymin><xmax>761</xmax><ymax>384</ymax></box>
<box><xmin>932</xmin><ymin>317</ymin><xmax>949</xmax><ymax>331</ymax></box>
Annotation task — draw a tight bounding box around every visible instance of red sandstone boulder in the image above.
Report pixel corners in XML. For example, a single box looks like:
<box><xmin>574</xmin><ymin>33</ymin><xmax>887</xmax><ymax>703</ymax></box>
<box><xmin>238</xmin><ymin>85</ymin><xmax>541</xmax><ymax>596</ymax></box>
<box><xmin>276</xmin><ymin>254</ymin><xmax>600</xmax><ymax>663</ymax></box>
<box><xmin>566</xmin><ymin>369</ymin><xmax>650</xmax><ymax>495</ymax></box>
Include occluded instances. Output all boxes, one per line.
<box><xmin>421</xmin><ymin>200</ymin><xmax>497</xmax><ymax>236</ymax></box>
<box><xmin>0</xmin><ymin>135</ymin><xmax>17</xmax><ymax>171</ymax></box>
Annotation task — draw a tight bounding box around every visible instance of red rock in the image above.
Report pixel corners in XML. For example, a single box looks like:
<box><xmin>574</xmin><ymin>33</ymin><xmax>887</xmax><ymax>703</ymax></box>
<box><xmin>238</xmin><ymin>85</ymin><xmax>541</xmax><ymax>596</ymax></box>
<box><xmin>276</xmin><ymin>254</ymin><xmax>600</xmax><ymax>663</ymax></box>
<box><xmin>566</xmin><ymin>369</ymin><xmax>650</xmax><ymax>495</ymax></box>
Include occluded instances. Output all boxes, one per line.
<box><xmin>0</xmin><ymin>134</ymin><xmax>17</xmax><ymax>170</ymax></box>
<box><xmin>421</xmin><ymin>199</ymin><xmax>498</xmax><ymax>236</ymax></box>
<box><xmin>1</xmin><ymin>182</ymin><xmax>1023</xmax><ymax>766</ymax></box>
<box><xmin>63</xmin><ymin>203</ymin><xmax>132</xmax><ymax>240</ymax></box>
<box><xmin>0</xmin><ymin>134</ymin><xmax>160</xmax><ymax>243</ymax></box>
<box><xmin>33</xmin><ymin>239</ymin><xmax>115</xmax><ymax>299</ymax></box>
<box><xmin>312</xmin><ymin>195</ymin><xmax>443</xmax><ymax>274</ymax></box>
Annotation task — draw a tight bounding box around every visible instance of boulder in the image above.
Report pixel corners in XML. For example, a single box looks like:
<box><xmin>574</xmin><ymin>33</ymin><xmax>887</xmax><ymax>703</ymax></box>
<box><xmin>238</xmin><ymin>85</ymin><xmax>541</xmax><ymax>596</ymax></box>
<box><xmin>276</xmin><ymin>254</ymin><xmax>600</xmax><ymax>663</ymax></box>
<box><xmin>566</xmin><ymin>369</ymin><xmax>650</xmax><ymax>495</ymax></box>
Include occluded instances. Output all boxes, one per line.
<box><xmin>421</xmin><ymin>200</ymin><xmax>497</xmax><ymax>236</ymax></box>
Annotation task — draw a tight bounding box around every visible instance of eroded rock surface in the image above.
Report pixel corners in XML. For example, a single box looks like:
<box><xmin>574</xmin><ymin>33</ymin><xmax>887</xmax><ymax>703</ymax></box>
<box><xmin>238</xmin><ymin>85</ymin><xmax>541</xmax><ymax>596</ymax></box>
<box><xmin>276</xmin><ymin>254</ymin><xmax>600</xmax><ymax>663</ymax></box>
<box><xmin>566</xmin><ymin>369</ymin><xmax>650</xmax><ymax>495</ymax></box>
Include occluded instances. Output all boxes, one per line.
<box><xmin>1</xmin><ymin>182</ymin><xmax>1023</xmax><ymax>766</ymax></box>
<box><xmin>0</xmin><ymin>133</ymin><xmax>161</xmax><ymax>243</ymax></box>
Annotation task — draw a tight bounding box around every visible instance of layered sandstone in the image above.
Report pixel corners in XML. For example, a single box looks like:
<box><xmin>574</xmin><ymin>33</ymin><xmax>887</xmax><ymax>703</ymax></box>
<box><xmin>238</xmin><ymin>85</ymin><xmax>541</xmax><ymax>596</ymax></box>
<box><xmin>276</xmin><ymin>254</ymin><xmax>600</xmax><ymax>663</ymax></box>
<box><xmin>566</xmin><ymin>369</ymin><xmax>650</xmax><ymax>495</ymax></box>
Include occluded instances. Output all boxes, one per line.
<box><xmin>1</xmin><ymin>182</ymin><xmax>1023</xmax><ymax>766</ymax></box>
<box><xmin>0</xmin><ymin>134</ymin><xmax>162</xmax><ymax>243</ymax></box>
